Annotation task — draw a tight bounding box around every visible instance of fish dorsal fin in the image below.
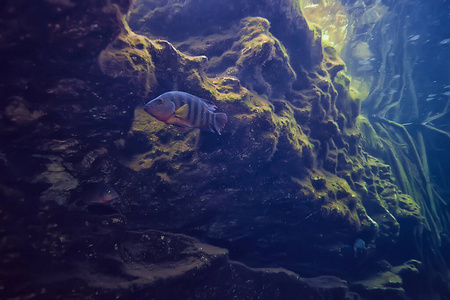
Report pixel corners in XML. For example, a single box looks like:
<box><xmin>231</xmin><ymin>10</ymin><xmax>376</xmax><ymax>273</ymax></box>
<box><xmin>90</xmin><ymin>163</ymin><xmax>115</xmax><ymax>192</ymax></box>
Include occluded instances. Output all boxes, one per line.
<box><xmin>201</xmin><ymin>99</ymin><xmax>217</xmax><ymax>112</ymax></box>
<box><xmin>174</xmin><ymin>104</ymin><xmax>189</xmax><ymax>119</ymax></box>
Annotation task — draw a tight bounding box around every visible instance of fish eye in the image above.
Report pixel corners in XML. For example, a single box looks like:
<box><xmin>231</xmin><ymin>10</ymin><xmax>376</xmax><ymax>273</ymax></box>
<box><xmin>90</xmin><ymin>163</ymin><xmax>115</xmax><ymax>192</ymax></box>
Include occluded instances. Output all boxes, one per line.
<box><xmin>157</xmin><ymin>98</ymin><xmax>163</xmax><ymax>104</ymax></box>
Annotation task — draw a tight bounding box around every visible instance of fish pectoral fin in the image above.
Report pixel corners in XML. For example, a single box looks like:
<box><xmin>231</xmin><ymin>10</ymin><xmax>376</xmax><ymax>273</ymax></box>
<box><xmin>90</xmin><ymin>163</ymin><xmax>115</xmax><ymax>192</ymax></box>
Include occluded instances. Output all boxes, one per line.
<box><xmin>166</xmin><ymin>116</ymin><xmax>192</xmax><ymax>128</ymax></box>
<box><xmin>165</xmin><ymin>116</ymin><xmax>177</xmax><ymax>124</ymax></box>
<box><xmin>174</xmin><ymin>104</ymin><xmax>189</xmax><ymax>119</ymax></box>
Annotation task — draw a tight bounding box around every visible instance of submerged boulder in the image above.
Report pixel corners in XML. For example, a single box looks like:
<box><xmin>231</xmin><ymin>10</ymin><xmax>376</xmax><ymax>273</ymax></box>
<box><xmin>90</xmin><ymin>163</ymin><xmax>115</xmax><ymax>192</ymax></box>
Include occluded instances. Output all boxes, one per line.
<box><xmin>1</xmin><ymin>199</ymin><xmax>354</xmax><ymax>299</ymax></box>
<box><xmin>113</xmin><ymin>0</ymin><xmax>421</xmax><ymax>275</ymax></box>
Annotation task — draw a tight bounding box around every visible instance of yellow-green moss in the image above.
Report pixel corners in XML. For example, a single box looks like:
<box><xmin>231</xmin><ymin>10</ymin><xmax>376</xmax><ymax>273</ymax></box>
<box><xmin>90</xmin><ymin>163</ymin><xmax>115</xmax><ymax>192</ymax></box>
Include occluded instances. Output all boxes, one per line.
<box><xmin>356</xmin><ymin>116</ymin><xmax>384</xmax><ymax>152</ymax></box>
<box><xmin>98</xmin><ymin>32</ymin><xmax>157</xmax><ymax>94</ymax></box>
<box><xmin>122</xmin><ymin>106</ymin><xmax>199</xmax><ymax>172</ymax></box>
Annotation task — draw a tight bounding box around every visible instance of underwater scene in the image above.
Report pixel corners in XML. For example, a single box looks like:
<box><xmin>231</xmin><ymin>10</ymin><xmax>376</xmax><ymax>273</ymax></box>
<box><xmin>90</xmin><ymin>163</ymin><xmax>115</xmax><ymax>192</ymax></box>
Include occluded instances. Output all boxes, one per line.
<box><xmin>1</xmin><ymin>0</ymin><xmax>450</xmax><ymax>299</ymax></box>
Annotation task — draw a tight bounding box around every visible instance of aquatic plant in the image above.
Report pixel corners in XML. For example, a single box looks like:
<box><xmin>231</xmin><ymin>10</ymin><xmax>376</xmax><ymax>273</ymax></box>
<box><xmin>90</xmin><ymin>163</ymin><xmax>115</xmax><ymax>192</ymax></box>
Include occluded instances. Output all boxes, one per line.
<box><xmin>341</xmin><ymin>0</ymin><xmax>450</xmax><ymax>292</ymax></box>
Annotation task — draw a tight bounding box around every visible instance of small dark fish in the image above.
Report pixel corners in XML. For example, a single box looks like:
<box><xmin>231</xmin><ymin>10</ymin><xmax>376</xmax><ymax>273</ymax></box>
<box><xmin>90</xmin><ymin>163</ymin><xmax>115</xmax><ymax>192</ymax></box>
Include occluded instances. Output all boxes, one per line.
<box><xmin>144</xmin><ymin>91</ymin><xmax>228</xmax><ymax>135</ymax></box>
<box><xmin>82</xmin><ymin>183</ymin><xmax>119</xmax><ymax>204</ymax></box>
<box><xmin>341</xmin><ymin>238</ymin><xmax>367</xmax><ymax>259</ymax></box>
<box><xmin>353</xmin><ymin>238</ymin><xmax>366</xmax><ymax>258</ymax></box>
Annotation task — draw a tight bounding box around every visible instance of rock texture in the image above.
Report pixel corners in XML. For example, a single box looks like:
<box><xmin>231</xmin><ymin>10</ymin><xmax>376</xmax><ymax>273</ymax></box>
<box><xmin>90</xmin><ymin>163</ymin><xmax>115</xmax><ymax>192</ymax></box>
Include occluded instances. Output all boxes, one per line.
<box><xmin>1</xmin><ymin>200</ymin><xmax>353</xmax><ymax>299</ymax></box>
<box><xmin>115</xmin><ymin>0</ymin><xmax>421</xmax><ymax>275</ymax></box>
<box><xmin>0</xmin><ymin>0</ymin><xmax>439</xmax><ymax>299</ymax></box>
<box><xmin>350</xmin><ymin>260</ymin><xmax>422</xmax><ymax>300</ymax></box>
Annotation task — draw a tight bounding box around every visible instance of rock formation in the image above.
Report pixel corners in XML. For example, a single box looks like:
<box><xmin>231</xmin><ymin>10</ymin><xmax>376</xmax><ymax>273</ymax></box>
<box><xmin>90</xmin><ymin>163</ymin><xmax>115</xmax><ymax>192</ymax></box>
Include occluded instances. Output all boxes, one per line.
<box><xmin>0</xmin><ymin>0</ymin><xmax>443</xmax><ymax>299</ymax></box>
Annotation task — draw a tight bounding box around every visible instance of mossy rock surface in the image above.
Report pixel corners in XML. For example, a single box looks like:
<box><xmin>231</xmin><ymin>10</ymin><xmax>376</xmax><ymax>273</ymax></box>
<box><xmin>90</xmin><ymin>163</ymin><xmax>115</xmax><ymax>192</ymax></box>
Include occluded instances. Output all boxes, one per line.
<box><xmin>0</xmin><ymin>0</ymin><xmax>431</xmax><ymax>298</ymax></box>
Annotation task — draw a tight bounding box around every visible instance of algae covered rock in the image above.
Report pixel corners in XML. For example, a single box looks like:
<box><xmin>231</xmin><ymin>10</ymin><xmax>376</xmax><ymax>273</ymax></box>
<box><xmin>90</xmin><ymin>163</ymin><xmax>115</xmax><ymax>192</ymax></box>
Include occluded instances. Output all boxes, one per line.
<box><xmin>0</xmin><ymin>0</ymin><xmax>438</xmax><ymax>299</ymax></box>
<box><xmin>351</xmin><ymin>260</ymin><xmax>421</xmax><ymax>300</ymax></box>
<box><xmin>206</xmin><ymin>16</ymin><xmax>297</xmax><ymax>95</ymax></box>
<box><xmin>0</xmin><ymin>198</ymin><xmax>354</xmax><ymax>299</ymax></box>
<box><xmin>99</xmin><ymin>0</ymin><xmax>415</xmax><ymax>278</ymax></box>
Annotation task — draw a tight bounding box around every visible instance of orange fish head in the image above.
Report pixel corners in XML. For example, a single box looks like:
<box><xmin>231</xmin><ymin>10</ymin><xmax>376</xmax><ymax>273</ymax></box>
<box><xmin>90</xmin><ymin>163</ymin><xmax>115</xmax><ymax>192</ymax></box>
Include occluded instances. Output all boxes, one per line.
<box><xmin>144</xmin><ymin>97</ymin><xmax>175</xmax><ymax>121</ymax></box>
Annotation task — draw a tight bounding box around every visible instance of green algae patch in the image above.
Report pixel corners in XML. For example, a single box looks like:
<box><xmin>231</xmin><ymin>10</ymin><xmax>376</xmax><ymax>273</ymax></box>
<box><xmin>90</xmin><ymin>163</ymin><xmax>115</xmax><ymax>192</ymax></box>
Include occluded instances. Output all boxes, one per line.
<box><xmin>356</xmin><ymin>116</ymin><xmax>384</xmax><ymax>153</ymax></box>
<box><xmin>206</xmin><ymin>17</ymin><xmax>297</xmax><ymax>96</ymax></box>
<box><xmin>319</xmin><ymin>176</ymin><xmax>363</xmax><ymax>232</ymax></box>
<box><xmin>351</xmin><ymin>260</ymin><xmax>421</xmax><ymax>299</ymax></box>
<box><xmin>211</xmin><ymin>76</ymin><xmax>246</xmax><ymax>103</ymax></box>
<box><xmin>98</xmin><ymin>6</ymin><xmax>212</xmax><ymax>97</ymax></box>
<box><xmin>333</xmin><ymin>71</ymin><xmax>361</xmax><ymax>129</ymax></box>
<box><xmin>98</xmin><ymin>15</ymin><xmax>157</xmax><ymax>94</ymax></box>
<box><xmin>122</xmin><ymin>106</ymin><xmax>199</xmax><ymax>173</ymax></box>
<box><xmin>322</xmin><ymin>43</ymin><xmax>346</xmax><ymax>79</ymax></box>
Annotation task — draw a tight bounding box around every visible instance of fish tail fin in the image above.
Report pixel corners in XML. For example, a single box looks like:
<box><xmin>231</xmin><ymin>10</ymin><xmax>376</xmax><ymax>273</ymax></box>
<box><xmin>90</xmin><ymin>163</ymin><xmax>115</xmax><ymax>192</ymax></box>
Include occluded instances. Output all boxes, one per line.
<box><xmin>213</xmin><ymin>113</ymin><xmax>228</xmax><ymax>135</ymax></box>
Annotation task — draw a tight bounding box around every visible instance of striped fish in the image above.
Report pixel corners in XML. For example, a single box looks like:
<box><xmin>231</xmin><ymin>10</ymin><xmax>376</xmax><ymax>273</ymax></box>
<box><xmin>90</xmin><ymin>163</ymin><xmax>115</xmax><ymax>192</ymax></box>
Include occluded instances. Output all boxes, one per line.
<box><xmin>144</xmin><ymin>91</ymin><xmax>228</xmax><ymax>135</ymax></box>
